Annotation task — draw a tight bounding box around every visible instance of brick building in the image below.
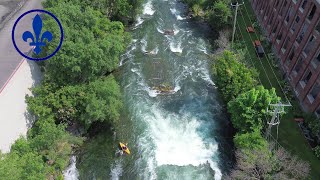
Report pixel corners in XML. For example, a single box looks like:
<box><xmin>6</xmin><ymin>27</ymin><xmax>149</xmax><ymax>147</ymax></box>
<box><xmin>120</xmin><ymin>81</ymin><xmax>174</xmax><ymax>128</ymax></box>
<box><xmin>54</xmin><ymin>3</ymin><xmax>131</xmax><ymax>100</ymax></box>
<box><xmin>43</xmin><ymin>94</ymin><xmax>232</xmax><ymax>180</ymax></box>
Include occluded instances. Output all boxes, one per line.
<box><xmin>251</xmin><ymin>0</ymin><xmax>320</xmax><ymax>116</ymax></box>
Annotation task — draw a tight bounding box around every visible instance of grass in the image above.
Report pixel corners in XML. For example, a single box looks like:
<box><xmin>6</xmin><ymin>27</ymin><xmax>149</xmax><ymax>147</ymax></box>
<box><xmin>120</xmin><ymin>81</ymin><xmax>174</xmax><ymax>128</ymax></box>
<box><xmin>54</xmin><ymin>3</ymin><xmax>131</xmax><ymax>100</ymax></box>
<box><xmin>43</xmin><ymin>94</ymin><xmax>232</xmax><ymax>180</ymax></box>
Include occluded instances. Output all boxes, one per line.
<box><xmin>236</xmin><ymin>0</ymin><xmax>320</xmax><ymax>178</ymax></box>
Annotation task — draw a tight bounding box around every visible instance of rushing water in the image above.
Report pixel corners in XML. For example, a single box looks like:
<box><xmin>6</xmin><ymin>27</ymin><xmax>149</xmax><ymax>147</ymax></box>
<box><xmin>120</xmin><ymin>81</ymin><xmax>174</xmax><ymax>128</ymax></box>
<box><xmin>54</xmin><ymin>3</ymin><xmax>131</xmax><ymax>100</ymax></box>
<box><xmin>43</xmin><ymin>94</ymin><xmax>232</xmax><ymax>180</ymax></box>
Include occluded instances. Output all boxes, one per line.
<box><xmin>73</xmin><ymin>0</ymin><xmax>233</xmax><ymax>179</ymax></box>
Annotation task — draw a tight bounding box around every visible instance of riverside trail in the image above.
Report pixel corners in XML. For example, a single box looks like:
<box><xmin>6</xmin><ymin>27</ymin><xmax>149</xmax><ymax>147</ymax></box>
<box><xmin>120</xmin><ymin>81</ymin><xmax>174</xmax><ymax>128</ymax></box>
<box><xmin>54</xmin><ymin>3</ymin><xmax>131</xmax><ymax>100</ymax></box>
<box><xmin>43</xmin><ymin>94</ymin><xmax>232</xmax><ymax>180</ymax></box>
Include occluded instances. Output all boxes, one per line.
<box><xmin>70</xmin><ymin>0</ymin><xmax>233</xmax><ymax>179</ymax></box>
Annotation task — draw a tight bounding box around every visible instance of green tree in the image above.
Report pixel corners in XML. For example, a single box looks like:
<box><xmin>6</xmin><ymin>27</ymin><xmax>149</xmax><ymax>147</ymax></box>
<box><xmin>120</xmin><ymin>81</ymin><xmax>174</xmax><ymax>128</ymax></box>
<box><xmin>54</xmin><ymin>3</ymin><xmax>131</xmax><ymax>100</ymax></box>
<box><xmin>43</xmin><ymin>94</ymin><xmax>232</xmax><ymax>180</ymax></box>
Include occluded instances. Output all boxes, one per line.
<box><xmin>212</xmin><ymin>50</ymin><xmax>258</xmax><ymax>102</ymax></box>
<box><xmin>207</xmin><ymin>0</ymin><xmax>231</xmax><ymax>30</ymax></box>
<box><xmin>43</xmin><ymin>0</ymin><xmax>143</xmax><ymax>23</ymax></box>
<box><xmin>41</xmin><ymin>3</ymin><xmax>129</xmax><ymax>85</ymax></box>
<box><xmin>81</xmin><ymin>75</ymin><xmax>123</xmax><ymax>127</ymax></box>
<box><xmin>228</xmin><ymin>86</ymin><xmax>280</xmax><ymax>133</ymax></box>
<box><xmin>234</xmin><ymin>130</ymin><xmax>268</xmax><ymax>150</ymax></box>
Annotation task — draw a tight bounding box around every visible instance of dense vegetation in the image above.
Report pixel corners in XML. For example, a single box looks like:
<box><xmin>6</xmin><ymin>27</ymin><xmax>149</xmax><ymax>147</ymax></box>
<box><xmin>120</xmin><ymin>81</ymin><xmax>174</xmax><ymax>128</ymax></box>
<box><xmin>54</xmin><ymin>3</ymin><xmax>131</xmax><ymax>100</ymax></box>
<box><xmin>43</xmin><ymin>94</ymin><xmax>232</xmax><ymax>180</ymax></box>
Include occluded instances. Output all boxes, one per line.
<box><xmin>212</xmin><ymin>50</ymin><xmax>310</xmax><ymax>179</ymax></box>
<box><xmin>0</xmin><ymin>0</ymin><xmax>138</xmax><ymax>178</ymax></box>
<box><xmin>182</xmin><ymin>0</ymin><xmax>232</xmax><ymax>31</ymax></box>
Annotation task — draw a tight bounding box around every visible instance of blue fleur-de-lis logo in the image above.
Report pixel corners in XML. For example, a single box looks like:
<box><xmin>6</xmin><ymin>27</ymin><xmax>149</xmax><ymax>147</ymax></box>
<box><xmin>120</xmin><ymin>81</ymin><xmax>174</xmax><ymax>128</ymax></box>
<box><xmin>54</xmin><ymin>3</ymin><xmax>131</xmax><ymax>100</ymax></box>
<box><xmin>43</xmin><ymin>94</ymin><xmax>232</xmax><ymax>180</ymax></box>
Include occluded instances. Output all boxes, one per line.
<box><xmin>22</xmin><ymin>14</ymin><xmax>53</xmax><ymax>54</ymax></box>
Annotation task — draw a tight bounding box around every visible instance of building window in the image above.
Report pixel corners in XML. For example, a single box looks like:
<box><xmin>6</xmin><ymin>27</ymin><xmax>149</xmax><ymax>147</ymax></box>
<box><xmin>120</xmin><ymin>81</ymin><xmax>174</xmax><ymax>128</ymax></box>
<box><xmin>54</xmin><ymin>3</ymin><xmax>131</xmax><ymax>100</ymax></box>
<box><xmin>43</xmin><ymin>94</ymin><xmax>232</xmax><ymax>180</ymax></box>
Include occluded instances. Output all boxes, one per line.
<box><xmin>311</xmin><ymin>52</ymin><xmax>320</xmax><ymax>69</ymax></box>
<box><xmin>293</xmin><ymin>57</ymin><xmax>304</xmax><ymax>75</ymax></box>
<box><xmin>276</xmin><ymin>29</ymin><xmax>283</xmax><ymax>43</ymax></box>
<box><xmin>301</xmin><ymin>71</ymin><xmax>312</xmax><ymax>87</ymax></box>
<box><xmin>296</xmin><ymin>23</ymin><xmax>309</xmax><ymax>43</ymax></box>
<box><xmin>303</xmin><ymin>35</ymin><xmax>316</xmax><ymax>55</ymax></box>
<box><xmin>280</xmin><ymin>0</ymin><xmax>288</xmax><ymax>16</ymax></box>
<box><xmin>272</xmin><ymin>21</ymin><xmax>279</xmax><ymax>35</ymax></box>
<box><xmin>308</xmin><ymin>5</ymin><xmax>317</xmax><ymax>21</ymax></box>
<box><xmin>285</xmin><ymin>6</ymin><xmax>293</xmax><ymax>22</ymax></box>
<box><xmin>308</xmin><ymin>82</ymin><xmax>320</xmax><ymax>103</ymax></box>
<box><xmin>282</xmin><ymin>37</ymin><xmax>290</xmax><ymax>52</ymax></box>
<box><xmin>300</xmin><ymin>0</ymin><xmax>308</xmax><ymax>10</ymax></box>
<box><xmin>316</xmin><ymin>20</ymin><xmax>320</xmax><ymax>33</ymax></box>
<box><xmin>286</xmin><ymin>46</ymin><xmax>296</xmax><ymax>67</ymax></box>
<box><xmin>268</xmin><ymin>13</ymin><xmax>275</xmax><ymax>25</ymax></box>
<box><xmin>291</xmin><ymin>16</ymin><xmax>300</xmax><ymax>32</ymax></box>
<box><xmin>275</xmin><ymin>0</ymin><xmax>280</xmax><ymax>9</ymax></box>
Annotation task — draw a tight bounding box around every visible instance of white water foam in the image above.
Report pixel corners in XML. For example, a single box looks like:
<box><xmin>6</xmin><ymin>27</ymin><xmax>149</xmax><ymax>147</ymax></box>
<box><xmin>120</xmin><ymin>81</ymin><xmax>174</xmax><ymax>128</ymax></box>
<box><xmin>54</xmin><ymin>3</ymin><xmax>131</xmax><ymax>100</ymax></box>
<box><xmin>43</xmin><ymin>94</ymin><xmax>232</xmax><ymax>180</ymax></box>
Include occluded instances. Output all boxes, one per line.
<box><xmin>143</xmin><ymin>1</ymin><xmax>155</xmax><ymax>15</ymax></box>
<box><xmin>119</xmin><ymin>40</ymin><xmax>137</xmax><ymax>66</ymax></box>
<box><xmin>200</xmin><ymin>67</ymin><xmax>215</xmax><ymax>86</ymax></box>
<box><xmin>110</xmin><ymin>160</ymin><xmax>123</xmax><ymax>180</ymax></box>
<box><xmin>135</xmin><ymin>16</ymin><xmax>144</xmax><ymax>27</ymax></box>
<box><xmin>156</xmin><ymin>27</ymin><xmax>164</xmax><ymax>34</ymax></box>
<box><xmin>176</xmin><ymin>15</ymin><xmax>186</xmax><ymax>20</ymax></box>
<box><xmin>169</xmin><ymin>41</ymin><xmax>183</xmax><ymax>53</ymax></box>
<box><xmin>170</xmin><ymin>8</ymin><xmax>177</xmax><ymax>15</ymax></box>
<box><xmin>143</xmin><ymin>106</ymin><xmax>222</xmax><ymax>179</ymax></box>
<box><xmin>170</xmin><ymin>7</ymin><xmax>186</xmax><ymax>20</ymax></box>
<box><xmin>141</xmin><ymin>37</ymin><xmax>148</xmax><ymax>53</ymax></box>
<box><xmin>149</xmin><ymin>47</ymin><xmax>159</xmax><ymax>55</ymax></box>
<box><xmin>63</xmin><ymin>156</ymin><xmax>79</xmax><ymax>180</ymax></box>
<box><xmin>173</xmin><ymin>24</ymin><xmax>180</xmax><ymax>35</ymax></box>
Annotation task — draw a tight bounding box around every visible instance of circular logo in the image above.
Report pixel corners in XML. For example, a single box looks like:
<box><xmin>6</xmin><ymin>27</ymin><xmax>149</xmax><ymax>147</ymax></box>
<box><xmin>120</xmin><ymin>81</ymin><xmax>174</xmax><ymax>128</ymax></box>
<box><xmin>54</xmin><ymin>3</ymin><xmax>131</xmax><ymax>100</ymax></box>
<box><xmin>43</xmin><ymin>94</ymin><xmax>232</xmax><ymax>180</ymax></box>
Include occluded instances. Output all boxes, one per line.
<box><xmin>12</xmin><ymin>9</ymin><xmax>64</xmax><ymax>61</ymax></box>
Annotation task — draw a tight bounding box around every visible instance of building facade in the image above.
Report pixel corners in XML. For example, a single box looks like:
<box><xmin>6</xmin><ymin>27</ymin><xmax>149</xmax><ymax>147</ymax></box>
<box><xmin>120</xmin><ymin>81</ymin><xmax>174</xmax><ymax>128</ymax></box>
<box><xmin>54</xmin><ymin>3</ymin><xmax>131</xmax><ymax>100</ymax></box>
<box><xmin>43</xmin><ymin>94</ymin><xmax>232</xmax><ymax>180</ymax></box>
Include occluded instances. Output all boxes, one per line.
<box><xmin>251</xmin><ymin>0</ymin><xmax>320</xmax><ymax>116</ymax></box>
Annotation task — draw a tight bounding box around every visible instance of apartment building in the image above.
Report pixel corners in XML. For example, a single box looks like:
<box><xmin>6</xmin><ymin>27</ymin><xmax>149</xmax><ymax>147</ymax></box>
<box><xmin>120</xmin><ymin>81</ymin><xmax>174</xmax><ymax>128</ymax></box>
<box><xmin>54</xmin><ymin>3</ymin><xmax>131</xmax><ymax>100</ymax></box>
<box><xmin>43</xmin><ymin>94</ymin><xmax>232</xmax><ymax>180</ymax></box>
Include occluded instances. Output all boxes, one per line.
<box><xmin>251</xmin><ymin>0</ymin><xmax>320</xmax><ymax>116</ymax></box>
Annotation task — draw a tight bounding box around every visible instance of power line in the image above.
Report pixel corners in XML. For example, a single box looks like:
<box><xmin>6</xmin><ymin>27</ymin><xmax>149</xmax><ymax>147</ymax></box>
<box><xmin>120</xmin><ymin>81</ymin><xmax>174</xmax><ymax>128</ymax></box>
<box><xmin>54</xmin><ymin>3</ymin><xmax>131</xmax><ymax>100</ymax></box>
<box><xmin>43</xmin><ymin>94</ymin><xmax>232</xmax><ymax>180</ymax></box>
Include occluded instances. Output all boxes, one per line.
<box><xmin>236</xmin><ymin>20</ymin><xmax>277</xmax><ymax>135</ymax></box>
<box><xmin>240</xmin><ymin>1</ymin><xmax>292</xmax><ymax>105</ymax></box>
<box><xmin>234</xmin><ymin>5</ymin><xmax>289</xmax><ymax>144</ymax></box>
<box><xmin>236</xmin><ymin>12</ymin><xmax>274</xmax><ymax>88</ymax></box>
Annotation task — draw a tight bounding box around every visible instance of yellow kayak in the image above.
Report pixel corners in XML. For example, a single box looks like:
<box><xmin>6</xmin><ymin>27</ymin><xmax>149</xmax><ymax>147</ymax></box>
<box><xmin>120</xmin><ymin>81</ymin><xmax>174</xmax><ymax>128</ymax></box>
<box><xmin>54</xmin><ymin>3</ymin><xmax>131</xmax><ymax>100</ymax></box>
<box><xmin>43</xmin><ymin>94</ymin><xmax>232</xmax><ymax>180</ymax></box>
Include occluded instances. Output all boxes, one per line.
<box><xmin>119</xmin><ymin>142</ymin><xmax>130</xmax><ymax>155</ymax></box>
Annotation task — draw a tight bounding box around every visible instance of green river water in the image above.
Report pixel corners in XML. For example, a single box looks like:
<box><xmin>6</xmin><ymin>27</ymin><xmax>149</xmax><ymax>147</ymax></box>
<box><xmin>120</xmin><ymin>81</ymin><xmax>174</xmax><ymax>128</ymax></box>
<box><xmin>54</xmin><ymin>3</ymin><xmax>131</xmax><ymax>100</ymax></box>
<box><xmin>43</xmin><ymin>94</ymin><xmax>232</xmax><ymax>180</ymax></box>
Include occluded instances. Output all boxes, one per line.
<box><xmin>64</xmin><ymin>0</ymin><xmax>234</xmax><ymax>179</ymax></box>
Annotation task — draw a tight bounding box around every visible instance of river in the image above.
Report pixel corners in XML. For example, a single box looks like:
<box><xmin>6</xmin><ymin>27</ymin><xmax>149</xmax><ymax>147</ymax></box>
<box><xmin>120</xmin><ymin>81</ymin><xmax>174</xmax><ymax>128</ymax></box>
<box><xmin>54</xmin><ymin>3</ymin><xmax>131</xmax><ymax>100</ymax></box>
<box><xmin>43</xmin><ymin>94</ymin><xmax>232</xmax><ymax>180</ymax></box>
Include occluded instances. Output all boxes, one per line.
<box><xmin>65</xmin><ymin>0</ymin><xmax>233</xmax><ymax>179</ymax></box>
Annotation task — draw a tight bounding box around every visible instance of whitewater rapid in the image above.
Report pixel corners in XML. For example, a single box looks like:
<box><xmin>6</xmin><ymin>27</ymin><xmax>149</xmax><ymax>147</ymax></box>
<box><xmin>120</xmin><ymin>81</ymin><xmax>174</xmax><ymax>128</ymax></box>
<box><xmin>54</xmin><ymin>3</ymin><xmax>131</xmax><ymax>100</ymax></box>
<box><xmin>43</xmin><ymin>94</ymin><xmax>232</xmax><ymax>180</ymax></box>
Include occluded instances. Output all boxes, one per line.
<box><xmin>115</xmin><ymin>0</ymin><xmax>228</xmax><ymax>179</ymax></box>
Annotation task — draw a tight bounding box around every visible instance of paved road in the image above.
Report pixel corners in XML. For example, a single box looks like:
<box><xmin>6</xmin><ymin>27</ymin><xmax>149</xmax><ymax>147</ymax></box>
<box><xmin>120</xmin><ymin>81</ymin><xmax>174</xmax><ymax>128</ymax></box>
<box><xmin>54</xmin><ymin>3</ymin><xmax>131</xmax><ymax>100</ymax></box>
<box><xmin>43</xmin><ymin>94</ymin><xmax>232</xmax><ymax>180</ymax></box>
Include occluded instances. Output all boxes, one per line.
<box><xmin>0</xmin><ymin>0</ymin><xmax>42</xmax><ymax>91</ymax></box>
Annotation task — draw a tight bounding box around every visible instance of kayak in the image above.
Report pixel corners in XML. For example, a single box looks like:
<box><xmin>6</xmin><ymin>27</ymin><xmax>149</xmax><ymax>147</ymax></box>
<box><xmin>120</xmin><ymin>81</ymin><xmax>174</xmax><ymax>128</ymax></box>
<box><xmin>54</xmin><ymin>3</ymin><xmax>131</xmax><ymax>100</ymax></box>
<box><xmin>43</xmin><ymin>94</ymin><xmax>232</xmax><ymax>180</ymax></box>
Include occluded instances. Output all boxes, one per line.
<box><xmin>119</xmin><ymin>142</ymin><xmax>130</xmax><ymax>155</ymax></box>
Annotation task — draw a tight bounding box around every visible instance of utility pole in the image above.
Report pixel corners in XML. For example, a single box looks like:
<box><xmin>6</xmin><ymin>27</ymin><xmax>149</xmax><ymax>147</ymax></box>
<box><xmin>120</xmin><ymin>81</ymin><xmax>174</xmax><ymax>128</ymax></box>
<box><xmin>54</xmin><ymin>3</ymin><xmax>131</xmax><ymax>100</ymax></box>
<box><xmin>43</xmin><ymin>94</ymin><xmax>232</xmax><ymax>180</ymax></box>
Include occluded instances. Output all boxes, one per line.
<box><xmin>231</xmin><ymin>2</ymin><xmax>244</xmax><ymax>47</ymax></box>
<box><xmin>266</xmin><ymin>102</ymin><xmax>291</xmax><ymax>140</ymax></box>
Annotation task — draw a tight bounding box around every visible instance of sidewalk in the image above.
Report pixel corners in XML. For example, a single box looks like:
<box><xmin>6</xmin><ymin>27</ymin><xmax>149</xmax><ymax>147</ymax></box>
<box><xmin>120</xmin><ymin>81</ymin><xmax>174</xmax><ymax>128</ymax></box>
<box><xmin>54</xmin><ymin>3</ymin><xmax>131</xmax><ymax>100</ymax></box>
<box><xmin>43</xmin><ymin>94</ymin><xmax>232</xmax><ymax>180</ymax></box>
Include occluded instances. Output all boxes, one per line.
<box><xmin>0</xmin><ymin>60</ymin><xmax>42</xmax><ymax>153</ymax></box>
<box><xmin>0</xmin><ymin>0</ymin><xmax>43</xmax><ymax>153</ymax></box>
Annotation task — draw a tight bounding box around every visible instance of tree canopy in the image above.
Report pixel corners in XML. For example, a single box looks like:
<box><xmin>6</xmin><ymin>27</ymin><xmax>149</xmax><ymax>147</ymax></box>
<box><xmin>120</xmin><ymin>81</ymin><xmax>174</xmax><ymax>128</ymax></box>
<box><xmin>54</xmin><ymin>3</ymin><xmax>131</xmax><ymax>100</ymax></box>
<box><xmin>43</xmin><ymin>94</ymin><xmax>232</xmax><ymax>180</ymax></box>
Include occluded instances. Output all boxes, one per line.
<box><xmin>212</xmin><ymin>50</ymin><xmax>258</xmax><ymax>102</ymax></box>
<box><xmin>41</xmin><ymin>2</ymin><xmax>129</xmax><ymax>86</ymax></box>
<box><xmin>228</xmin><ymin>86</ymin><xmax>280</xmax><ymax>133</ymax></box>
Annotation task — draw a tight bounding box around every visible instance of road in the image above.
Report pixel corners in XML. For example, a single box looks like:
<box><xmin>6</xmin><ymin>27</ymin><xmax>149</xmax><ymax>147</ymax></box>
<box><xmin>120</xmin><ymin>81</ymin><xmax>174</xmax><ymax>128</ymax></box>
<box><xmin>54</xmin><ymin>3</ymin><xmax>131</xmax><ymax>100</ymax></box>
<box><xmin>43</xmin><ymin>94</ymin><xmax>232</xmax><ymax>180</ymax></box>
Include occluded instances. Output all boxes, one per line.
<box><xmin>0</xmin><ymin>0</ymin><xmax>43</xmax><ymax>153</ymax></box>
<box><xmin>0</xmin><ymin>0</ymin><xmax>42</xmax><ymax>91</ymax></box>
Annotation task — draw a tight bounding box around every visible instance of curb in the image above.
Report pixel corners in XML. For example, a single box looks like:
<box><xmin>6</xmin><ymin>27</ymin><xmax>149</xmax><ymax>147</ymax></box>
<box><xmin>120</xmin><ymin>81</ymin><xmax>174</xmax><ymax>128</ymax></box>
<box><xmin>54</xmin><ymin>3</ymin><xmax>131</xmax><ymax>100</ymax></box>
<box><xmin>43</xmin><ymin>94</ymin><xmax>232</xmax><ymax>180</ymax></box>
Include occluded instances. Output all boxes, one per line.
<box><xmin>0</xmin><ymin>47</ymin><xmax>34</xmax><ymax>95</ymax></box>
<box><xmin>0</xmin><ymin>0</ymin><xmax>28</xmax><ymax>31</ymax></box>
<box><xmin>0</xmin><ymin>58</ymin><xmax>26</xmax><ymax>95</ymax></box>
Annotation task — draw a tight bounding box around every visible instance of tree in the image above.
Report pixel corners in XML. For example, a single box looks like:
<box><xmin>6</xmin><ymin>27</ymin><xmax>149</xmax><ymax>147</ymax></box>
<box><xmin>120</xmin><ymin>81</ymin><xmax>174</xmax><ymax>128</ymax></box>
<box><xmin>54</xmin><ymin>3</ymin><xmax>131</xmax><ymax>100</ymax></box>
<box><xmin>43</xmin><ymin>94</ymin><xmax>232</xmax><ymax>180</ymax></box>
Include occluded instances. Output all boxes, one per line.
<box><xmin>43</xmin><ymin>0</ymin><xmax>143</xmax><ymax>23</ymax></box>
<box><xmin>0</xmin><ymin>152</ymin><xmax>47</xmax><ymax>180</ymax></box>
<box><xmin>27</xmin><ymin>76</ymin><xmax>122</xmax><ymax>128</ymax></box>
<box><xmin>81</xmin><ymin>75</ymin><xmax>123</xmax><ymax>127</ymax></box>
<box><xmin>226</xmin><ymin>146</ymin><xmax>310</xmax><ymax>180</ymax></box>
<box><xmin>228</xmin><ymin>86</ymin><xmax>280</xmax><ymax>133</ymax></box>
<box><xmin>41</xmin><ymin>3</ymin><xmax>129</xmax><ymax>85</ymax></box>
<box><xmin>207</xmin><ymin>0</ymin><xmax>231</xmax><ymax>31</ymax></box>
<box><xmin>212</xmin><ymin>50</ymin><xmax>258</xmax><ymax>102</ymax></box>
<box><xmin>234</xmin><ymin>130</ymin><xmax>268</xmax><ymax>150</ymax></box>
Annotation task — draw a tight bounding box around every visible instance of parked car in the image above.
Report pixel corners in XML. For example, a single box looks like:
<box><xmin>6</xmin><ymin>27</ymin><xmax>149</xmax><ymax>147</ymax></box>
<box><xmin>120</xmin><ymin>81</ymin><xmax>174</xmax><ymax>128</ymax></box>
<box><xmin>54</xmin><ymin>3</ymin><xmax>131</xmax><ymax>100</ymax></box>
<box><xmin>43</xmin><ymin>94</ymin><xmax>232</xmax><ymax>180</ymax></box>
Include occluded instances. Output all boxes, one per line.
<box><xmin>255</xmin><ymin>45</ymin><xmax>265</xmax><ymax>57</ymax></box>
